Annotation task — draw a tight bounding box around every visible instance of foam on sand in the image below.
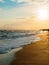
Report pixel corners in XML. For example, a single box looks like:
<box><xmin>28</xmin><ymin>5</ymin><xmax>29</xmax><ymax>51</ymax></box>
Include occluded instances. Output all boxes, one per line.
<box><xmin>0</xmin><ymin>47</ymin><xmax>22</xmax><ymax>65</ymax></box>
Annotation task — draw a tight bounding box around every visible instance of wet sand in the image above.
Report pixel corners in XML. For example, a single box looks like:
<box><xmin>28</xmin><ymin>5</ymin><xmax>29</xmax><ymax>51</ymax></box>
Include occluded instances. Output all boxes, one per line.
<box><xmin>10</xmin><ymin>33</ymin><xmax>49</xmax><ymax>65</ymax></box>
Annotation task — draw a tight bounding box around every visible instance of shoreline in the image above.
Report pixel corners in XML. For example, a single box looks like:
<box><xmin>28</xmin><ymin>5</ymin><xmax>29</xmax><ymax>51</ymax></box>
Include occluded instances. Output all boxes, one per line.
<box><xmin>10</xmin><ymin>33</ymin><xmax>49</xmax><ymax>65</ymax></box>
<box><xmin>0</xmin><ymin>35</ymin><xmax>41</xmax><ymax>65</ymax></box>
<box><xmin>0</xmin><ymin>47</ymin><xmax>22</xmax><ymax>65</ymax></box>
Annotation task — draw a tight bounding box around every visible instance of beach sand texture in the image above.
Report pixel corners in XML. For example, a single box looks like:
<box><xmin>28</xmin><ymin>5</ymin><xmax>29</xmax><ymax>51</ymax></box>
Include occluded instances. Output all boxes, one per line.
<box><xmin>10</xmin><ymin>33</ymin><xmax>49</xmax><ymax>65</ymax></box>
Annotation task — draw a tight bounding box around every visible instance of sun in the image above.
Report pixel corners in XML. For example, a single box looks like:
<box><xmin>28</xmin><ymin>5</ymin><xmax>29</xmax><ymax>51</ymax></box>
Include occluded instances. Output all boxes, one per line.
<box><xmin>38</xmin><ymin>7</ymin><xmax>48</xmax><ymax>20</ymax></box>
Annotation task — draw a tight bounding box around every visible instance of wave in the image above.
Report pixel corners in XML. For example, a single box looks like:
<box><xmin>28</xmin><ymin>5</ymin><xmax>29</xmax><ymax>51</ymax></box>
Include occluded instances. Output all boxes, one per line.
<box><xmin>0</xmin><ymin>31</ymin><xmax>40</xmax><ymax>54</ymax></box>
<box><xmin>0</xmin><ymin>30</ymin><xmax>36</xmax><ymax>40</ymax></box>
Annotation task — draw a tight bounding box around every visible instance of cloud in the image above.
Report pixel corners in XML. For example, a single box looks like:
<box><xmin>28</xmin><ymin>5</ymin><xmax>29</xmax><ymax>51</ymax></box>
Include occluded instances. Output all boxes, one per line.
<box><xmin>11</xmin><ymin>0</ymin><xmax>48</xmax><ymax>3</ymax></box>
<box><xmin>0</xmin><ymin>5</ymin><xmax>32</xmax><ymax>19</ymax></box>
<box><xmin>11</xmin><ymin>0</ymin><xmax>32</xmax><ymax>3</ymax></box>
<box><xmin>0</xmin><ymin>0</ymin><xmax>46</xmax><ymax>19</ymax></box>
<box><xmin>17</xmin><ymin>0</ymin><xmax>32</xmax><ymax>3</ymax></box>
<box><xmin>10</xmin><ymin>0</ymin><xmax>17</xmax><ymax>2</ymax></box>
<box><xmin>35</xmin><ymin>0</ymin><xmax>49</xmax><ymax>4</ymax></box>
<box><xmin>0</xmin><ymin>0</ymin><xmax>49</xmax><ymax>19</ymax></box>
<box><xmin>0</xmin><ymin>0</ymin><xmax>5</xmax><ymax>2</ymax></box>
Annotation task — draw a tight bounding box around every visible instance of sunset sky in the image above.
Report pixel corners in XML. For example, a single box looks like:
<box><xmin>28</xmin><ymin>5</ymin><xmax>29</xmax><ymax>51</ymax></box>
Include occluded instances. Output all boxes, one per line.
<box><xmin>0</xmin><ymin>0</ymin><xmax>49</xmax><ymax>30</ymax></box>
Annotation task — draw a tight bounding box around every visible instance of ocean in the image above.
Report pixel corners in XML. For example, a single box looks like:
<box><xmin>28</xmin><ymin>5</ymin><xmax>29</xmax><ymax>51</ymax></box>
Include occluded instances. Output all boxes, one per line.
<box><xmin>0</xmin><ymin>30</ymin><xmax>40</xmax><ymax>54</ymax></box>
<box><xmin>0</xmin><ymin>30</ymin><xmax>41</xmax><ymax>65</ymax></box>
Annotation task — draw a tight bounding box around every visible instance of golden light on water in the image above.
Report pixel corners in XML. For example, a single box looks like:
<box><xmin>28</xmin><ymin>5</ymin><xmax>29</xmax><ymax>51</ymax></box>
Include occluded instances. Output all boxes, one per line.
<box><xmin>38</xmin><ymin>7</ymin><xmax>48</xmax><ymax>20</ymax></box>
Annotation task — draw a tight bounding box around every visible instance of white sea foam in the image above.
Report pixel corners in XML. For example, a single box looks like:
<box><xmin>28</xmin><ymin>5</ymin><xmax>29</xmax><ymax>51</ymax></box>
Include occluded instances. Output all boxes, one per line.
<box><xmin>0</xmin><ymin>47</ymin><xmax>22</xmax><ymax>65</ymax></box>
<box><xmin>0</xmin><ymin>35</ymin><xmax>40</xmax><ymax>54</ymax></box>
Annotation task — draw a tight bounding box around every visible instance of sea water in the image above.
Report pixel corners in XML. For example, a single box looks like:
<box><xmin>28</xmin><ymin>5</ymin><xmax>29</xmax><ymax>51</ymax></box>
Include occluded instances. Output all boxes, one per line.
<box><xmin>0</xmin><ymin>30</ymin><xmax>40</xmax><ymax>54</ymax></box>
<box><xmin>0</xmin><ymin>30</ymin><xmax>40</xmax><ymax>65</ymax></box>
<box><xmin>0</xmin><ymin>30</ymin><xmax>39</xmax><ymax>54</ymax></box>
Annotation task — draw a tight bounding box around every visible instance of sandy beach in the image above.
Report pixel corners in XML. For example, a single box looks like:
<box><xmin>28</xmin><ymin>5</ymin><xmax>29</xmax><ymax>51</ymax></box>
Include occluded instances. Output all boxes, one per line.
<box><xmin>10</xmin><ymin>33</ymin><xmax>49</xmax><ymax>65</ymax></box>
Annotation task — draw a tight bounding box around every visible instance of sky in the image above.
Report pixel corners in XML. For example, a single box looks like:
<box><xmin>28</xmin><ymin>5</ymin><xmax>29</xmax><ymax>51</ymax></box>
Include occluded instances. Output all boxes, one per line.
<box><xmin>0</xmin><ymin>0</ymin><xmax>49</xmax><ymax>30</ymax></box>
